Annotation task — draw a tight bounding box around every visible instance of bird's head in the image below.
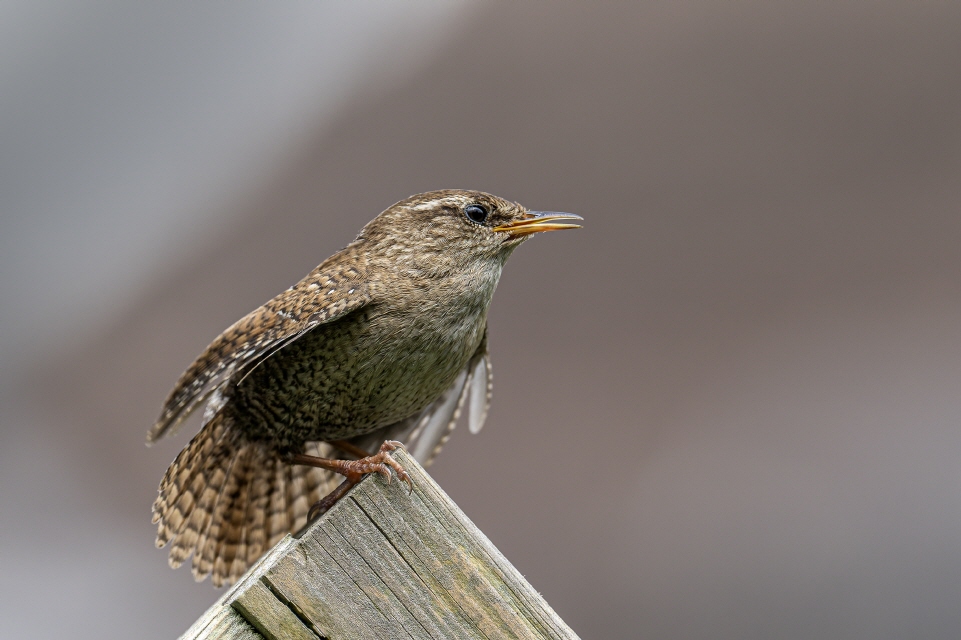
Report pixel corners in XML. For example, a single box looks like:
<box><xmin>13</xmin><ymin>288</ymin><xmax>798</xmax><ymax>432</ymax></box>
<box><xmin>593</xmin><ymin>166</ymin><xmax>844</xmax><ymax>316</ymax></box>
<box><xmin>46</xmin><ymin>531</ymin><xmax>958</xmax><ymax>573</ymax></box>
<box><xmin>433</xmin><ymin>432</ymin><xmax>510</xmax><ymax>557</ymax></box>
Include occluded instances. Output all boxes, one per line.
<box><xmin>356</xmin><ymin>189</ymin><xmax>581</xmax><ymax>276</ymax></box>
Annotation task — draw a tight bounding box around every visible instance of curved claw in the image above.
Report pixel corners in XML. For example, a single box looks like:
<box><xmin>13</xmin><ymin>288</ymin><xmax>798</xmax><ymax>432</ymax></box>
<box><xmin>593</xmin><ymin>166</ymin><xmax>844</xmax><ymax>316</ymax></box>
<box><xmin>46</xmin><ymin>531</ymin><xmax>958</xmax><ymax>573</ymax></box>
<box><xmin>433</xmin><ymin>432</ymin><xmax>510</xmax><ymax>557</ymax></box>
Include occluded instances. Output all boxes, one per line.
<box><xmin>378</xmin><ymin>446</ymin><xmax>411</xmax><ymax>491</ymax></box>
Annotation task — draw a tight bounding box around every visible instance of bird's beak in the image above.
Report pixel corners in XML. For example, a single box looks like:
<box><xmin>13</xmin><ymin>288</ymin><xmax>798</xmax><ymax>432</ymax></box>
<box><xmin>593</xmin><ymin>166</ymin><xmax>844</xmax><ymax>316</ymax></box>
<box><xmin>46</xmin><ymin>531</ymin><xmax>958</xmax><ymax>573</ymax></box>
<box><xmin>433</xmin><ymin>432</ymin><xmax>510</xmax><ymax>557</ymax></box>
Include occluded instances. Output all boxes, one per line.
<box><xmin>492</xmin><ymin>211</ymin><xmax>583</xmax><ymax>237</ymax></box>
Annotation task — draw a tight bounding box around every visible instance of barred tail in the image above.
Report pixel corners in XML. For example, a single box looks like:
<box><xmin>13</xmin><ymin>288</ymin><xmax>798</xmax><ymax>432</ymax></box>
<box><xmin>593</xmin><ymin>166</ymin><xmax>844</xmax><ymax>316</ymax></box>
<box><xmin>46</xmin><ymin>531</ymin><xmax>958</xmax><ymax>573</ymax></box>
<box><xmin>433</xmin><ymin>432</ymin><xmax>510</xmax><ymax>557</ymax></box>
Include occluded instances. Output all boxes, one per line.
<box><xmin>152</xmin><ymin>416</ymin><xmax>338</xmax><ymax>587</ymax></box>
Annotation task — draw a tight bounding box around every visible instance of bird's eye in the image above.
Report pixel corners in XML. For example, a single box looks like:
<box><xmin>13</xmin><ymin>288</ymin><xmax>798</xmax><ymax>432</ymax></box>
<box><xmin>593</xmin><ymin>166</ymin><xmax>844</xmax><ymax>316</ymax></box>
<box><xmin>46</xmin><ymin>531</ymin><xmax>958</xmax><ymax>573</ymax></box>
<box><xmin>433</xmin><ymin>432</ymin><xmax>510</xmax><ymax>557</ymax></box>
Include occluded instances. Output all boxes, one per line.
<box><xmin>464</xmin><ymin>204</ymin><xmax>489</xmax><ymax>224</ymax></box>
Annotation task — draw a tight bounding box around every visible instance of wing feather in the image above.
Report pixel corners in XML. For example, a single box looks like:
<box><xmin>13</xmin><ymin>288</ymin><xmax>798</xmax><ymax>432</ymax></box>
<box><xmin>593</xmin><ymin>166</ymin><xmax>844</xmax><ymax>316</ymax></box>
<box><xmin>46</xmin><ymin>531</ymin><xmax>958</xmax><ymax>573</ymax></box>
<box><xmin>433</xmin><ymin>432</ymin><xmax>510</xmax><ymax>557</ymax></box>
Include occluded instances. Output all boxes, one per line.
<box><xmin>409</xmin><ymin>368</ymin><xmax>469</xmax><ymax>463</ymax></box>
<box><xmin>467</xmin><ymin>351</ymin><xmax>492</xmax><ymax>434</ymax></box>
<box><xmin>147</xmin><ymin>258</ymin><xmax>371</xmax><ymax>443</ymax></box>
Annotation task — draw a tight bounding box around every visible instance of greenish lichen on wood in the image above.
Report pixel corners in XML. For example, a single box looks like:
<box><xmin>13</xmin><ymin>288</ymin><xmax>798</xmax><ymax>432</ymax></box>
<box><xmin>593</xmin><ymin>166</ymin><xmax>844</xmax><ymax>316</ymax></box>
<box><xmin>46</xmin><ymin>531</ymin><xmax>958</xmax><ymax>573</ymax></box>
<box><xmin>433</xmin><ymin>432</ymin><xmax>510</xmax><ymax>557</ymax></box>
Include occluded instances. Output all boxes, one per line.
<box><xmin>180</xmin><ymin>449</ymin><xmax>579</xmax><ymax>640</ymax></box>
<box><xmin>233</xmin><ymin>580</ymin><xmax>317</xmax><ymax>640</ymax></box>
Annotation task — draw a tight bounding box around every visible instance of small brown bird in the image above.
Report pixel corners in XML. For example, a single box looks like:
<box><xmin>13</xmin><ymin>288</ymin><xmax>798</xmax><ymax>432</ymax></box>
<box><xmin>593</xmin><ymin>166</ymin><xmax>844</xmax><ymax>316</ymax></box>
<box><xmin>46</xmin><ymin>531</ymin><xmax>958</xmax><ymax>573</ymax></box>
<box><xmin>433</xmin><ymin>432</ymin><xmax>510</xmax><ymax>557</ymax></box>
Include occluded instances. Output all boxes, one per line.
<box><xmin>149</xmin><ymin>189</ymin><xmax>581</xmax><ymax>586</ymax></box>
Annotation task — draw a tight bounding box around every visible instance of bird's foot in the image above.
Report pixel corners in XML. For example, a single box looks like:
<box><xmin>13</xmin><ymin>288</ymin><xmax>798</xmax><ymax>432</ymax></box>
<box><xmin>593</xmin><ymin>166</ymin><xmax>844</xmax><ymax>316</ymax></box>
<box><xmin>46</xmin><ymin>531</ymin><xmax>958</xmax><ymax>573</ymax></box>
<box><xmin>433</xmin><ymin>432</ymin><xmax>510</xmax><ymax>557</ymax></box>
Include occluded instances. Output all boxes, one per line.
<box><xmin>289</xmin><ymin>441</ymin><xmax>412</xmax><ymax>521</ymax></box>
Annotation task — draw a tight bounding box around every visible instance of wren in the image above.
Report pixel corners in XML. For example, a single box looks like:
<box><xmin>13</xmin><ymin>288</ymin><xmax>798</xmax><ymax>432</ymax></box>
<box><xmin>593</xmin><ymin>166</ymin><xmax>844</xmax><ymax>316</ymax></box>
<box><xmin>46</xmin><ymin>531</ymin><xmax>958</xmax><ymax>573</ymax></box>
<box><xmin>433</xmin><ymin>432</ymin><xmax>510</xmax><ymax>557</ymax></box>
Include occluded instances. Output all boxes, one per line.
<box><xmin>149</xmin><ymin>189</ymin><xmax>581</xmax><ymax>586</ymax></box>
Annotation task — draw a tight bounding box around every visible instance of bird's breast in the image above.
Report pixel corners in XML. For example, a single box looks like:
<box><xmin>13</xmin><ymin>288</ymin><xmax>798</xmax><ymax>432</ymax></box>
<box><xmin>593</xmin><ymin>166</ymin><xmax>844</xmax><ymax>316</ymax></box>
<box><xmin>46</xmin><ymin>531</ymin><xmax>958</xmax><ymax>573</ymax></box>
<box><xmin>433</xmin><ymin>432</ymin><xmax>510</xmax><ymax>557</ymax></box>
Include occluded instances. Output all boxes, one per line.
<box><xmin>349</xmin><ymin>296</ymin><xmax>488</xmax><ymax>421</ymax></box>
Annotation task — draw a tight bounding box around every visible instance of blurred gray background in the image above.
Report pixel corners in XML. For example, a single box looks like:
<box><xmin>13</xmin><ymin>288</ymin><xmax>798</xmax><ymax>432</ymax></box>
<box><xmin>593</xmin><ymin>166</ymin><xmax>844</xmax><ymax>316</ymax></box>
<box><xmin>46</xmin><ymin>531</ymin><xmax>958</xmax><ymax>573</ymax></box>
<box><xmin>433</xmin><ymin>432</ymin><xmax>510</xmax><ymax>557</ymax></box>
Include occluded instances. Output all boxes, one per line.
<box><xmin>3</xmin><ymin>2</ymin><xmax>961</xmax><ymax>638</ymax></box>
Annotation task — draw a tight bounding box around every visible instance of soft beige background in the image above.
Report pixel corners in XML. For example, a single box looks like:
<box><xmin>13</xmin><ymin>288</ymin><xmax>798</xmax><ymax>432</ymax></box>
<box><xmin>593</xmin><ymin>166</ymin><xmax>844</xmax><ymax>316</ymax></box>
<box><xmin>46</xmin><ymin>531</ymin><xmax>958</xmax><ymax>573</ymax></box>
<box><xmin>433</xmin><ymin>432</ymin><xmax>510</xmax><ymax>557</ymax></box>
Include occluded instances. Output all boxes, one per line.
<box><xmin>3</xmin><ymin>2</ymin><xmax>961</xmax><ymax>638</ymax></box>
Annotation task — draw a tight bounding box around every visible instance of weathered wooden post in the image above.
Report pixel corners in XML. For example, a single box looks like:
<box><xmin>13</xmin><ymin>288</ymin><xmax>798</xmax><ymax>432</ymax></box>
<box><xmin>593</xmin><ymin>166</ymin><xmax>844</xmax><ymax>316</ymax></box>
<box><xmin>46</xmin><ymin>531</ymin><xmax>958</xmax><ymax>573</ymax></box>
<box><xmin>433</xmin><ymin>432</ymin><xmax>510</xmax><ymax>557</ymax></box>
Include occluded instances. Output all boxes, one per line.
<box><xmin>181</xmin><ymin>449</ymin><xmax>579</xmax><ymax>639</ymax></box>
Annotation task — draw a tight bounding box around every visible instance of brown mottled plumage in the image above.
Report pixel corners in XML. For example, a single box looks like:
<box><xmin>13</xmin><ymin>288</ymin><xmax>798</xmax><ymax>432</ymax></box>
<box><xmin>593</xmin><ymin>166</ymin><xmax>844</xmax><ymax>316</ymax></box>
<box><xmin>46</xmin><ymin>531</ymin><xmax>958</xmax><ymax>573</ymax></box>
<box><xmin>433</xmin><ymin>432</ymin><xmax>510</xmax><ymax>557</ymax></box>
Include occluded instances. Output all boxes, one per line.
<box><xmin>149</xmin><ymin>189</ymin><xmax>581</xmax><ymax>586</ymax></box>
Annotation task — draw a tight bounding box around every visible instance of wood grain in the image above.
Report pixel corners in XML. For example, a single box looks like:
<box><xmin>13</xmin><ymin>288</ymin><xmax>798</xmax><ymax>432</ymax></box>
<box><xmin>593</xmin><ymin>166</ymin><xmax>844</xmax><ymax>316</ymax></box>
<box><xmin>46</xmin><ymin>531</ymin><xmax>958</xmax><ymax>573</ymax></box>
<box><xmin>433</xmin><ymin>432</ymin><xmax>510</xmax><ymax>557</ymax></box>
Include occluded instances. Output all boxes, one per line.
<box><xmin>180</xmin><ymin>449</ymin><xmax>579</xmax><ymax>640</ymax></box>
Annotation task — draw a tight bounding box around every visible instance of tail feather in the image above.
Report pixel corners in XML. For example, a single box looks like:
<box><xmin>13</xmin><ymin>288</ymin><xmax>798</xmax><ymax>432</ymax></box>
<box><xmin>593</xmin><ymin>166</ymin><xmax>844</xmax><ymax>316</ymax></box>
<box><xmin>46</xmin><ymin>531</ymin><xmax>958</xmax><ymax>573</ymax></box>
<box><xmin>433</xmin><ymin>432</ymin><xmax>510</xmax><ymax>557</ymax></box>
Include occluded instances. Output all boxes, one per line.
<box><xmin>243</xmin><ymin>455</ymin><xmax>272</xmax><ymax>568</ymax></box>
<box><xmin>153</xmin><ymin>416</ymin><xmax>232</xmax><ymax>546</ymax></box>
<box><xmin>264</xmin><ymin>456</ymin><xmax>289</xmax><ymax>548</ymax></box>
<box><xmin>218</xmin><ymin>447</ymin><xmax>254</xmax><ymax>587</ymax></box>
<box><xmin>199</xmin><ymin>443</ymin><xmax>247</xmax><ymax>586</ymax></box>
<box><xmin>168</xmin><ymin>437</ymin><xmax>235</xmax><ymax>565</ymax></box>
<box><xmin>189</xmin><ymin>450</ymin><xmax>238</xmax><ymax>581</ymax></box>
<box><xmin>285</xmin><ymin>458</ymin><xmax>310</xmax><ymax>528</ymax></box>
<box><xmin>154</xmin><ymin>417</ymin><xmax>340</xmax><ymax>587</ymax></box>
<box><xmin>161</xmin><ymin>419</ymin><xmax>236</xmax><ymax>569</ymax></box>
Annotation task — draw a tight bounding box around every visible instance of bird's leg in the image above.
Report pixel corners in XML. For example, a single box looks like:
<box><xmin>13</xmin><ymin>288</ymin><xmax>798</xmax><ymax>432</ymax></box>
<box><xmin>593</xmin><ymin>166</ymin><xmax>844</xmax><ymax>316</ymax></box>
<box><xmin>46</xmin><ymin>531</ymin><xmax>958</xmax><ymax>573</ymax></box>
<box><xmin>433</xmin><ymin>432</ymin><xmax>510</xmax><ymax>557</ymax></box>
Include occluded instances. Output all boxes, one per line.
<box><xmin>306</xmin><ymin>479</ymin><xmax>353</xmax><ymax>522</ymax></box>
<box><xmin>288</xmin><ymin>440</ymin><xmax>413</xmax><ymax>521</ymax></box>
<box><xmin>328</xmin><ymin>440</ymin><xmax>374</xmax><ymax>460</ymax></box>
